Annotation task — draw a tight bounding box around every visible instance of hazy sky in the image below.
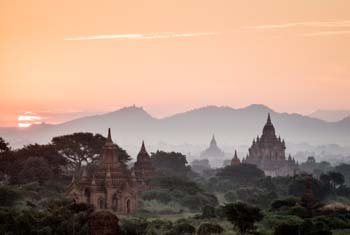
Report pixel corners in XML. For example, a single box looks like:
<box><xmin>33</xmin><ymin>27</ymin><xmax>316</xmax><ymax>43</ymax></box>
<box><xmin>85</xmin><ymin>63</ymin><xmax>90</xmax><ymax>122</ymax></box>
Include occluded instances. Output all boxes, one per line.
<box><xmin>1</xmin><ymin>0</ymin><xmax>350</xmax><ymax>127</ymax></box>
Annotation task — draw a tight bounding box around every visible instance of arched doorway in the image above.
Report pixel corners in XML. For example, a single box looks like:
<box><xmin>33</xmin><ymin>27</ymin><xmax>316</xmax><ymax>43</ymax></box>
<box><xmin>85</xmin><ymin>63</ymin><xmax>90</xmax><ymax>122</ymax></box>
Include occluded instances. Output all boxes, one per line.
<box><xmin>112</xmin><ymin>194</ymin><xmax>118</xmax><ymax>211</ymax></box>
<box><xmin>126</xmin><ymin>199</ymin><xmax>131</xmax><ymax>214</ymax></box>
<box><xmin>98</xmin><ymin>197</ymin><xmax>105</xmax><ymax>209</ymax></box>
<box><xmin>84</xmin><ymin>188</ymin><xmax>91</xmax><ymax>203</ymax></box>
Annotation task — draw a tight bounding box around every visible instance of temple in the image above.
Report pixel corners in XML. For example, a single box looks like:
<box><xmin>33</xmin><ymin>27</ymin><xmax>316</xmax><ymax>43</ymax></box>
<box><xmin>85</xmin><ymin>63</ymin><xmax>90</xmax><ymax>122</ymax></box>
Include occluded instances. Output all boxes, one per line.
<box><xmin>231</xmin><ymin>150</ymin><xmax>241</xmax><ymax>166</ymax></box>
<box><xmin>200</xmin><ymin>135</ymin><xmax>225</xmax><ymax>159</ymax></box>
<box><xmin>132</xmin><ymin>141</ymin><xmax>155</xmax><ymax>192</ymax></box>
<box><xmin>243</xmin><ymin>114</ymin><xmax>297</xmax><ymax>177</ymax></box>
<box><xmin>65</xmin><ymin>129</ymin><xmax>154</xmax><ymax>214</ymax></box>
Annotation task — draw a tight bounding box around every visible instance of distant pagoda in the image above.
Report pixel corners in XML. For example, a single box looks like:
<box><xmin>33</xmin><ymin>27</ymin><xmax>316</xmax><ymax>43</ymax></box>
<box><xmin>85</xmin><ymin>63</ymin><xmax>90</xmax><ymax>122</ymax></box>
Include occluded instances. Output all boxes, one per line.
<box><xmin>231</xmin><ymin>150</ymin><xmax>241</xmax><ymax>166</ymax></box>
<box><xmin>243</xmin><ymin>114</ymin><xmax>297</xmax><ymax>176</ymax></box>
<box><xmin>132</xmin><ymin>141</ymin><xmax>155</xmax><ymax>191</ymax></box>
<box><xmin>200</xmin><ymin>135</ymin><xmax>225</xmax><ymax>159</ymax></box>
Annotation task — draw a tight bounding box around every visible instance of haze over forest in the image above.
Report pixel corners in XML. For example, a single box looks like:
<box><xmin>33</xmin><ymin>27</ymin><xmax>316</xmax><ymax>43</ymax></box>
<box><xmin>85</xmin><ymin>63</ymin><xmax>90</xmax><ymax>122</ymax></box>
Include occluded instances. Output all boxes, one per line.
<box><xmin>1</xmin><ymin>104</ymin><xmax>349</xmax><ymax>162</ymax></box>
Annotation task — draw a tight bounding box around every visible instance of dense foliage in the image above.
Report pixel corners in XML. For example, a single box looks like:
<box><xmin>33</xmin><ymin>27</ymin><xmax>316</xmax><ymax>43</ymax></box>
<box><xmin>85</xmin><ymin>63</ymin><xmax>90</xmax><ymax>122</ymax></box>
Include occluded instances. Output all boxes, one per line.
<box><xmin>1</xmin><ymin>134</ymin><xmax>350</xmax><ymax>235</ymax></box>
<box><xmin>151</xmin><ymin>151</ymin><xmax>193</xmax><ymax>177</ymax></box>
<box><xmin>224</xmin><ymin>202</ymin><xmax>264</xmax><ymax>235</ymax></box>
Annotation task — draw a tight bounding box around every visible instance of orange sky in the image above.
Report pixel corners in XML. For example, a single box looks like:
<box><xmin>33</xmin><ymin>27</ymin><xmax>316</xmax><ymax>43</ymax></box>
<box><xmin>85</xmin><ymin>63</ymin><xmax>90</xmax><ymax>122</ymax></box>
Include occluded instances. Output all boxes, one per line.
<box><xmin>1</xmin><ymin>0</ymin><xmax>350</xmax><ymax>127</ymax></box>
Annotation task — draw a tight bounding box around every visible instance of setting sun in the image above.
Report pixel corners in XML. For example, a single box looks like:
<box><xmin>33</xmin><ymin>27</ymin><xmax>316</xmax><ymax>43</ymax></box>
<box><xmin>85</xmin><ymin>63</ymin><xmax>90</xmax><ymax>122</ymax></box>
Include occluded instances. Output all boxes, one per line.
<box><xmin>17</xmin><ymin>112</ymin><xmax>41</xmax><ymax>128</ymax></box>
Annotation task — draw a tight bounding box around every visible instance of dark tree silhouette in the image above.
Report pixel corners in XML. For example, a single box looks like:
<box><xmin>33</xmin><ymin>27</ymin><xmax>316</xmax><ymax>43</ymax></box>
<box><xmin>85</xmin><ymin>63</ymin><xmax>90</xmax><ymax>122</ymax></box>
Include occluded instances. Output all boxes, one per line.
<box><xmin>0</xmin><ymin>137</ymin><xmax>13</xmax><ymax>183</ymax></box>
<box><xmin>18</xmin><ymin>157</ymin><xmax>53</xmax><ymax>184</ymax></box>
<box><xmin>151</xmin><ymin>151</ymin><xmax>192</xmax><ymax>176</ymax></box>
<box><xmin>14</xmin><ymin>144</ymin><xmax>66</xmax><ymax>176</ymax></box>
<box><xmin>334</xmin><ymin>164</ymin><xmax>350</xmax><ymax>185</ymax></box>
<box><xmin>216</xmin><ymin>164</ymin><xmax>265</xmax><ymax>185</ymax></box>
<box><xmin>52</xmin><ymin>132</ymin><xmax>130</xmax><ymax>172</ymax></box>
<box><xmin>223</xmin><ymin>202</ymin><xmax>263</xmax><ymax>235</ymax></box>
<box><xmin>197</xmin><ymin>223</ymin><xmax>224</xmax><ymax>235</ymax></box>
<box><xmin>328</xmin><ymin>171</ymin><xmax>345</xmax><ymax>188</ymax></box>
<box><xmin>0</xmin><ymin>137</ymin><xmax>10</xmax><ymax>154</ymax></box>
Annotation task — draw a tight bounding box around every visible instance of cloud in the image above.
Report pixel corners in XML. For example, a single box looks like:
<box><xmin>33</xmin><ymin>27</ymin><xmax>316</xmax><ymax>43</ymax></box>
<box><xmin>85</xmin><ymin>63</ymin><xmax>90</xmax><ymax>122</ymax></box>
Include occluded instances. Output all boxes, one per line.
<box><xmin>241</xmin><ymin>20</ymin><xmax>350</xmax><ymax>30</ymax></box>
<box><xmin>65</xmin><ymin>32</ymin><xmax>220</xmax><ymax>41</ymax></box>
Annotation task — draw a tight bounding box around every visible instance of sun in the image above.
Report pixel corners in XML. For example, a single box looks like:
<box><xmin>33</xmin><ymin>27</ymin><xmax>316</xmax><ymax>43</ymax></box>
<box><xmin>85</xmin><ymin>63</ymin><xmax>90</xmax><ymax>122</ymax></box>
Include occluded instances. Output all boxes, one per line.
<box><xmin>17</xmin><ymin>112</ymin><xmax>42</xmax><ymax>128</ymax></box>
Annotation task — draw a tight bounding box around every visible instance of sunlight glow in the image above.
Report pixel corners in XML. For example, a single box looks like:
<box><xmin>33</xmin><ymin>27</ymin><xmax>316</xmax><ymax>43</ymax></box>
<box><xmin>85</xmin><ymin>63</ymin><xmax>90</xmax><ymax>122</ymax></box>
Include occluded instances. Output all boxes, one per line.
<box><xmin>17</xmin><ymin>112</ymin><xmax>42</xmax><ymax>128</ymax></box>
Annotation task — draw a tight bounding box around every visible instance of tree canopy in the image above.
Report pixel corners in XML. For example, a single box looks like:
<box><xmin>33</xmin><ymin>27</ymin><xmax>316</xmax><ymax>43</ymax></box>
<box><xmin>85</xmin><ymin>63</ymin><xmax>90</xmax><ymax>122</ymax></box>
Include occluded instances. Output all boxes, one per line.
<box><xmin>151</xmin><ymin>151</ymin><xmax>192</xmax><ymax>177</ymax></box>
<box><xmin>223</xmin><ymin>202</ymin><xmax>264</xmax><ymax>235</ymax></box>
<box><xmin>216</xmin><ymin>164</ymin><xmax>265</xmax><ymax>185</ymax></box>
<box><xmin>0</xmin><ymin>137</ymin><xmax>10</xmax><ymax>154</ymax></box>
<box><xmin>52</xmin><ymin>132</ymin><xmax>130</xmax><ymax>171</ymax></box>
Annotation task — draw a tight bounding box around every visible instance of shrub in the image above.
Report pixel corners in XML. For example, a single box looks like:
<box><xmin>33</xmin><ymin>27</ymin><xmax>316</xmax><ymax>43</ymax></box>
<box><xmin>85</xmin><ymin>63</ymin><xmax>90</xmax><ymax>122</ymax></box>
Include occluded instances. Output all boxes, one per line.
<box><xmin>0</xmin><ymin>186</ymin><xmax>21</xmax><ymax>207</ymax></box>
<box><xmin>141</xmin><ymin>190</ymin><xmax>171</xmax><ymax>203</ymax></box>
<box><xmin>197</xmin><ymin>222</ymin><xmax>224</xmax><ymax>235</ymax></box>
<box><xmin>120</xmin><ymin>218</ymin><xmax>148</xmax><ymax>235</ymax></box>
<box><xmin>171</xmin><ymin>223</ymin><xmax>195</xmax><ymax>235</ymax></box>
<box><xmin>201</xmin><ymin>205</ymin><xmax>216</xmax><ymax>219</ymax></box>
<box><xmin>270</xmin><ymin>197</ymin><xmax>298</xmax><ymax>211</ymax></box>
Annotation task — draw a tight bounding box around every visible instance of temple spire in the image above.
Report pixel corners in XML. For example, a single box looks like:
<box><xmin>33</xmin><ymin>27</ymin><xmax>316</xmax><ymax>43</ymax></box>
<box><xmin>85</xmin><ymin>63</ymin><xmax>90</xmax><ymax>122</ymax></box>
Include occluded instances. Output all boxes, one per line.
<box><xmin>267</xmin><ymin>113</ymin><xmax>272</xmax><ymax>124</ymax></box>
<box><xmin>107</xmin><ymin>128</ymin><xmax>112</xmax><ymax>143</ymax></box>
<box><xmin>231</xmin><ymin>149</ymin><xmax>241</xmax><ymax>166</ymax></box>
<box><xmin>210</xmin><ymin>134</ymin><xmax>217</xmax><ymax>147</ymax></box>
<box><xmin>262</xmin><ymin>113</ymin><xmax>276</xmax><ymax>137</ymax></box>
<box><xmin>137</xmin><ymin>140</ymin><xmax>150</xmax><ymax>161</ymax></box>
<box><xmin>234</xmin><ymin>150</ymin><xmax>238</xmax><ymax>159</ymax></box>
<box><xmin>140</xmin><ymin>141</ymin><xmax>146</xmax><ymax>153</ymax></box>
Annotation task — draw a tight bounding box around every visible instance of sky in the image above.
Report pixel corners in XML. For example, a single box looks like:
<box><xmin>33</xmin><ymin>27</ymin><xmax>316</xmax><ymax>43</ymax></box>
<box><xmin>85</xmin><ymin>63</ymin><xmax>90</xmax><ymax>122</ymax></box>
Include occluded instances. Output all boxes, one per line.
<box><xmin>1</xmin><ymin>0</ymin><xmax>350</xmax><ymax>127</ymax></box>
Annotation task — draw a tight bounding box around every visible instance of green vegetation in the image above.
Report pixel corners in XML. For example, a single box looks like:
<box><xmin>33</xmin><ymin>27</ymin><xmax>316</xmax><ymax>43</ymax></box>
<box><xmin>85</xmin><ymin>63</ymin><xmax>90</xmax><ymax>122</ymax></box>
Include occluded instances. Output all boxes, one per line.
<box><xmin>1</xmin><ymin>134</ymin><xmax>350</xmax><ymax>234</ymax></box>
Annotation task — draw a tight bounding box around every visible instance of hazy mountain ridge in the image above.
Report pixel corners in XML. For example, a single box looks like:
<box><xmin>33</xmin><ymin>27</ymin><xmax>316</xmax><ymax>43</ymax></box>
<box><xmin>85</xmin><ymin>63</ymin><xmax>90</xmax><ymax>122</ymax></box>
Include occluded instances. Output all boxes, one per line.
<box><xmin>309</xmin><ymin>110</ymin><xmax>350</xmax><ymax>122</ymax></box>
<box><xmin>0</xmin><ymin>105</ymin><xmax>349</xmax><ymax>151</ymax></box>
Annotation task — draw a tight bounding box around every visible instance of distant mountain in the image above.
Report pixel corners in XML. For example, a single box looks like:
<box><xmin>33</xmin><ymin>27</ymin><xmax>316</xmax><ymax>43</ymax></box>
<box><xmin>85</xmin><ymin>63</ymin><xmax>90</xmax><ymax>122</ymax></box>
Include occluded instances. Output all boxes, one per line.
<box><xmin>309</xmin><ymin>110</ymin><xmax>350</xmax><ymax>122</ymax></box>
<box><xmin>1</xmin><ymin>105</ymin><xmax>349</xmax><ymax>154</ymax></box>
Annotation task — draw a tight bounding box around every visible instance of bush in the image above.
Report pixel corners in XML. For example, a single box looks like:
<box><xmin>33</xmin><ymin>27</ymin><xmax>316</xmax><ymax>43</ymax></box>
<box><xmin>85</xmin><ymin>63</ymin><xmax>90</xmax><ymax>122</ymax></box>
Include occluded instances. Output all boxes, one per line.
<box><xmin>0</xmin><ymin>186</ymin><xmax>21</xmax><ymax>207</ymax></box>
<box><xmin>262</xmin><ymin>214</ymin><xmax>303</xmax><ymax>230</ymax></box>
<box><xmin>224</xmin><ymin>202</ymin><xmax>264</xmax><ymax>235</ymax></box>
<box><xmin>201</xmin><ymin>205</ymin><xmax>216</xmax><ymax>219</ymax></box>
<box><xmin>270</xmin><ymin>197</ymin><xmax>298</xmax><ymax>211</ymax></box>
<box><xmin>146</xmin><ymin>219</ymin><xmax>173</xmax><ymax>234</ymax></box>
<box><xmin>274</xmin><ymin>223</ymin><xmax>300</xmax><ymax>235</ymax></box>
<box><xmin>120</xmin><ymin>218</ymin><xmax>148</xmax><ymax>235</ymax></box>
<box><xmin>216</xmin><ymin>164</ymin><xmax>265</xmax><ymax>185</ymax></box>
<box><xmin>224</xmin><ymin>191</ymin><xmax>237</xmax><ymax>202</ymax></box>
<box><xmin>171</xmin><ymin>223</ymin><xmax>195</xmax><ymax>235</ymax></box>
<box><xmin>274</xmin><ymin>220</ymin><xmax>332</xmax><ymax>235</ymax></box>
<box><xmin>197</xmin><ymin>222</ymin><xmax>224</xmax><ymax>235</ymax></box>
<box><xmin>141</xmin><ymin>190</ymin><xmax>172</xmax><ymax>203</ymax></box>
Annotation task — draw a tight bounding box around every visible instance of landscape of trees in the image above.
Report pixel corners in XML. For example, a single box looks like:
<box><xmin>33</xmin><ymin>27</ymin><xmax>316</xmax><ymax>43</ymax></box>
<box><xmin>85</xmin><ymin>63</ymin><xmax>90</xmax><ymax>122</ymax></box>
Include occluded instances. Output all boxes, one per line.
<box><xmin>1</xmin><ymin>134</ymin><xmax>350</xmax><ymax>234</ymax></box>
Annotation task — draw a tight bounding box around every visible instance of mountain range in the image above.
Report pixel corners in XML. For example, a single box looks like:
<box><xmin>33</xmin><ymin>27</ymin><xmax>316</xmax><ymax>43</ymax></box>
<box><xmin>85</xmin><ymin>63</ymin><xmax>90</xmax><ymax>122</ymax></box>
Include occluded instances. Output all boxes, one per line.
<box><xmin>309</xmin><ymin>110</ymin><xmax>350</xmax><ymax>122</ymax></box>
<box><xmin>1</xmin><ymin>105</ymin><xmax>349</xmax><ymax>156</ymax></box>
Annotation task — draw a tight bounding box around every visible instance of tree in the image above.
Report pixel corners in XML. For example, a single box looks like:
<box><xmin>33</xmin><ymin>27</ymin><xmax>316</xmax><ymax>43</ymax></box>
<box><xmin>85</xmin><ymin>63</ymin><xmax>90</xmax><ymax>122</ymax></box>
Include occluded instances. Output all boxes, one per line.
<box><xmin>14</xmin><ymin>144</ymin><xmax>67</xmax><ymax>177</ymax></box>
<box><xmin>18</xmin><ymin>157</ymin><xmax>53</xmax><ymax>184</ymax></box>
<box><xmin>201</xmin><ymin>205</ymin><xmax>216</xmax><ymax>219</ymax></box>
<box><xmin>288</xmin><ymin>175</ymin><xmax>329</xmax><ymax>201</ymax></box>
<box><xmin>0</xmin><ymin>137</ymin><xmax>12</xmax><ymax>183</ymax></box>
<box><xmin>151</xmin><ymin>151</ymin><xmax>192</xmax><ymax>177</ymax></box>
<box><xmin>328</xmin><ymin>171</ymin><xmax>345</xmax><ymax>188</ymax></box>
<box><xmin>0</xmin><ymin>186</ymin><xmax>21</xmax><ymax>207</ymax></box>
<box><xmin>171</xmin><ymin>223</ymin><xmax>195</xmax><ymax>235</ymax></box>
<box><xmin>52</xmin><ymin>132</ymin><xmax>130</xmax><ymax>172</ymax></box>
<box><xmin>216</xmin><ymin>164</ymin><xmax>265</xmax><ymax>185</ymax></box>
<box><xmin>197</xmin><ymin>223</ymin><xmax>224</xmax><ymax>235</ymax></box>
<box><xmin>223</xmin><ymin>202</ymin><xmax>264</xmax><ymax>235</ymax></box>
<box><xmin>270</xmin><ymin>197</ymin><xmax>298</xmax><ymax>211</ymax></box>
<box><xmin>334</xmin><ymin>164</ymin><xmax>350</xmax><ymax>185</ymax></box>
<box><xmin>0</xmin><ymin>137</ymin><xmax>10</xmax><ymax>154</ymax></box>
